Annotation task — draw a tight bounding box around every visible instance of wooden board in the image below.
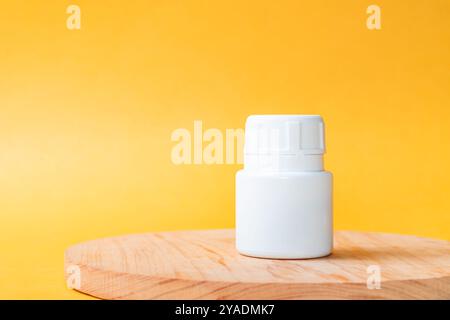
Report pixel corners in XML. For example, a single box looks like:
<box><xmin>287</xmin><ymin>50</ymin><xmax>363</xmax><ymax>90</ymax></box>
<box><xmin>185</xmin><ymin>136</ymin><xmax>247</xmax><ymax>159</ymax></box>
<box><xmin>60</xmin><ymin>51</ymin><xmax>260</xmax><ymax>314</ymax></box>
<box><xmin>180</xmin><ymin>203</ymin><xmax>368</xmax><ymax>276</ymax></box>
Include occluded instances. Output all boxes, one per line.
<box><xmin>64</xmin><ymin>230</ymin><xmax>450</xmax><ymax>299</ymax></box>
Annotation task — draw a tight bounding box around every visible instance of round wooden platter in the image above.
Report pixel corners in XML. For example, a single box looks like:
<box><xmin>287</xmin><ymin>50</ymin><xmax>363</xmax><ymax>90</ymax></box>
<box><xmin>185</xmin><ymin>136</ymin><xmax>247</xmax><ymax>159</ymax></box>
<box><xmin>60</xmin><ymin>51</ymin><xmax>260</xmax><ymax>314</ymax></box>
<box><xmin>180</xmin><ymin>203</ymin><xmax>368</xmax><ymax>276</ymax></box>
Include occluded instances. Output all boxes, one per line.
<box><xmin>64</xmin><ymin>229</ymin><xmax>450</xmax><ymax>300</ymax></box>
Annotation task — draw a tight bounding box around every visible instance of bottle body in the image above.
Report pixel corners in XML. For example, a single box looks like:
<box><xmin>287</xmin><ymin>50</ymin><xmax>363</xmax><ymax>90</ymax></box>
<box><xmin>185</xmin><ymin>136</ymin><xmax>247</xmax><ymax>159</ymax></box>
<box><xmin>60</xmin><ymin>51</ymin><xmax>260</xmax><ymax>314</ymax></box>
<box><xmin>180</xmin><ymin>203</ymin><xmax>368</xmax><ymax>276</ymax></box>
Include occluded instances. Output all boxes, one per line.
<box><xmin>236</xmin><ymin>170</ymin><xmax>333</xmax><ymax>259</ymax></box>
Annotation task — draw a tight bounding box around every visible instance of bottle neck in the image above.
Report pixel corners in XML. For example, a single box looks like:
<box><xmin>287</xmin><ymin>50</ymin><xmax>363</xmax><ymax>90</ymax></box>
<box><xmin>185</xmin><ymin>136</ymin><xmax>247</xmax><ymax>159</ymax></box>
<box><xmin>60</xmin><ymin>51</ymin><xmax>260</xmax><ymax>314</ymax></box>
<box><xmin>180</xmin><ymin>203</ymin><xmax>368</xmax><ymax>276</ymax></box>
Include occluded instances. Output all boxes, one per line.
<box><xmin>244</xmin><ymin>153</ymin><xmax>324</xmax><ymax>172</ymax></box>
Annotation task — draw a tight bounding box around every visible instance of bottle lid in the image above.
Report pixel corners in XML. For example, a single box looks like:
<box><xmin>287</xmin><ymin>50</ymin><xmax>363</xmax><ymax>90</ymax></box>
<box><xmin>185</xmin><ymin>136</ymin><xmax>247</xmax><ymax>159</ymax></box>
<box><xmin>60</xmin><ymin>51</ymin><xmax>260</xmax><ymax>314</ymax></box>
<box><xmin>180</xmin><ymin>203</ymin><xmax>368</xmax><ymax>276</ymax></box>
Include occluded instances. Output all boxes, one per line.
<box><xmin>244</xmin><ymin>115</ymin><xmax>326</xmax><ymax>172</ymax></box>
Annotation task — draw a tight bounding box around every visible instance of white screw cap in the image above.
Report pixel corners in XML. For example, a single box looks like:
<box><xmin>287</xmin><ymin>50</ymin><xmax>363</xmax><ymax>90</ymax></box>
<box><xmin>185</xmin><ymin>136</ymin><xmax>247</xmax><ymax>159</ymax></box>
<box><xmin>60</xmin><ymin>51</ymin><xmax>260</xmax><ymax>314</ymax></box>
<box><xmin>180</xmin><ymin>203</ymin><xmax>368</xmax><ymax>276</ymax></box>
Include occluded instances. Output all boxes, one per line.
<box><xmin>244</xmin><ymin>115</ymin><xmax>326</xmax><ymax>172</ymax></box>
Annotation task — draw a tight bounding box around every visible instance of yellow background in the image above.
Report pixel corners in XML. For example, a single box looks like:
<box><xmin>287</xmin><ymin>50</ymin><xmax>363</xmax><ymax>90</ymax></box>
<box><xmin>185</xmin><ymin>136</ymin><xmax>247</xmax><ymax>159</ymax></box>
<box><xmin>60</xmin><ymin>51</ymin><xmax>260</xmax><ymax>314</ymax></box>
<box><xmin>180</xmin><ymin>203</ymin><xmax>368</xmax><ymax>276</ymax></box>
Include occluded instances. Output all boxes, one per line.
<box><xmin>0</xmin><ymin>0</ymin><xmax>449</xmax><ymax>299</ymax></box>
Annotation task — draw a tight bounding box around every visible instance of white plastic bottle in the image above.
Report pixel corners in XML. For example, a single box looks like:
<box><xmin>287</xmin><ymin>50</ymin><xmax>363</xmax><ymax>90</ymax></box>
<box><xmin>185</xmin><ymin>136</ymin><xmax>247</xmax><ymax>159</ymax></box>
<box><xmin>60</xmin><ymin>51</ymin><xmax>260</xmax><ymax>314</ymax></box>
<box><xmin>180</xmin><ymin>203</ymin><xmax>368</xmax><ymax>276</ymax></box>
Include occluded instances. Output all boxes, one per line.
<box><xmin>236</xmin><ymin>115</ymin><xmax>333</xmax><ymax>259</ymax></box>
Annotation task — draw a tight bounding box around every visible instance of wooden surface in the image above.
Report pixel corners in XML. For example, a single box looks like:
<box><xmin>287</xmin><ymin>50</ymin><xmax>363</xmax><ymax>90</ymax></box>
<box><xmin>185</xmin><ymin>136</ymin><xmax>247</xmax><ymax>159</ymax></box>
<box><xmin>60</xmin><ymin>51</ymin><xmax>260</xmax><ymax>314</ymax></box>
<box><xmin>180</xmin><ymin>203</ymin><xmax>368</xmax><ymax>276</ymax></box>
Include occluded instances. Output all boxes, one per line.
<box><xmin>64</xmin><ymin>230</ymin><xmax>450</xmax><ymax>299</ymax></box>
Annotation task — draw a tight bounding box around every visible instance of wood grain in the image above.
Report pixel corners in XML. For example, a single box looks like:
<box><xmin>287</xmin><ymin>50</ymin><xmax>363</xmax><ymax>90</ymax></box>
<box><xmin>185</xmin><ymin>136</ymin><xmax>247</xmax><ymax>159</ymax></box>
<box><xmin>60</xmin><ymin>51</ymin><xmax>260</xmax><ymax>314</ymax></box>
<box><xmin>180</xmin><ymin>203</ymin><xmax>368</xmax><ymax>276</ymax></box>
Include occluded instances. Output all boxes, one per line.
<box><xmin>64</xmin><ymin>230</ymin><xmax>450</xmax><ymax>299</ymax></box>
